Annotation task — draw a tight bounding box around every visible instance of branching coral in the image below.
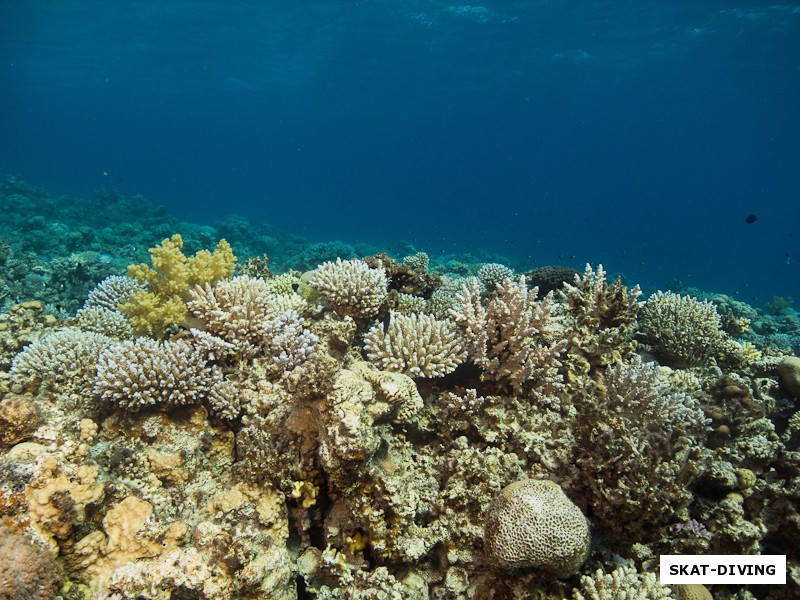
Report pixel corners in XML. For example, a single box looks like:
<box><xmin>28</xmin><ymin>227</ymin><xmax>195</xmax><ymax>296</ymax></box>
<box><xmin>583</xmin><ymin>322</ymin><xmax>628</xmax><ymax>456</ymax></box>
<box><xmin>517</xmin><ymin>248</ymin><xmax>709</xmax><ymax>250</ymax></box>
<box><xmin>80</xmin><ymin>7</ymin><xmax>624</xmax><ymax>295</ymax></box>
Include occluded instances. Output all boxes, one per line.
<box><xmin>187</xmin><ymin>275</ymin><xmax>305</xmax><ymax>358</ymax></box>
<box><xmin>10</xmin><ymin>328</ymin><xmax>113</xmax><ymax>390</ymax></box>
<box><xmin>118</xmin><ymin>234</ymin><xmax>236</xmax><ymax>337</ymax></box>
<box><xmin>84</xmin><ymin>275</ymin><xmax>146</xmax><ymax>312</ymax></box>
<box><xmin>363</xmin><ymin>311</ymin><xmax>466</xmax><ymax>378</ymax></box>
<box><xmin>558</xmin><ymin>263</ymin><xmax>642</xmax><ymax>373</ymax></box>
<box><xmin>571</xmin><ymin>564</ymin><xmax>672</xmax><ymax>599</ymax></box>
<box><xmin>76</xmin><ymin>307</ymin><xmax>134</xmax><ymax>339</ymax></box>
<box><xmin>309</xmin><ymin>258</ymin><xmax>388</xmax><ymax>319</ymax></box>
<box><xmin>572</xmin><ymin>357</ymin><xmax>709</xmax><ymax>540</ymax></box>
<box><xmin>450</xmin><ymin>276</ymin><xmax>565</xmax><ymax>393</ymax></box>
<box><xmin>264</xmin><ymin>309</ymin><xmax>319</xmax><ymax>378</ymax></box>
<box><xmin>94</xmin><ymin>338</ymin><xmax>220</xmax><ymax>411</ymax></box>
<box><xmin>477</xmin><ymin>263</ymin><xmax>514</xmax><ymax>291</ymax></box>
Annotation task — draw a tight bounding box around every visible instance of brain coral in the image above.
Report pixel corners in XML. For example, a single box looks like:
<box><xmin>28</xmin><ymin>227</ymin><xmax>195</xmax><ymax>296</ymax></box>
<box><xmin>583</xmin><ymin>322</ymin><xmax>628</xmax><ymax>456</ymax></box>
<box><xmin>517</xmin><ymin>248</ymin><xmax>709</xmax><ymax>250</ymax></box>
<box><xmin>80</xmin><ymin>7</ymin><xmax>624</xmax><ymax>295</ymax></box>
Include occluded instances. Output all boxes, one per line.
<box><xmin>483</xmin><ymin>479</ymin><xmax>589</xmax><ymax>578</ymax></box>
<box><xmin>309</xmin><ymin>258</ymin><xmax>388</xmax><ymax>318</ymax></box>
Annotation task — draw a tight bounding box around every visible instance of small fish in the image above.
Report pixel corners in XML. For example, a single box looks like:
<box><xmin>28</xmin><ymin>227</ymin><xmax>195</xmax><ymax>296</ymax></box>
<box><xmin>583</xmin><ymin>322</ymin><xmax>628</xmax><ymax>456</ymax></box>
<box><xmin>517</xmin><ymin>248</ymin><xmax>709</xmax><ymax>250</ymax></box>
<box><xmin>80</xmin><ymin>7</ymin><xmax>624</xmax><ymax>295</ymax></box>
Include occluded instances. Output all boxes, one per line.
<box><xmin>745</xmin><ymin>214</ymin><xmax>758</xmax><ymax>224</ymax></box>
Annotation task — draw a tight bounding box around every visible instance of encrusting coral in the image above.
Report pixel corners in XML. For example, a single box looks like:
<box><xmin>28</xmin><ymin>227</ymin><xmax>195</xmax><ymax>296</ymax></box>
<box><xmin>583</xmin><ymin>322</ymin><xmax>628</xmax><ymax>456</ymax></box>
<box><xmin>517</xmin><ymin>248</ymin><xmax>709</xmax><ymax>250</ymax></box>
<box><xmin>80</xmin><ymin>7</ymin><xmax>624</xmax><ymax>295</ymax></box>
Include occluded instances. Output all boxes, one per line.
<box><xmin>0</xmin><ymin>524</ymin><xmax>62</xmax><ymax>600</ymax></box>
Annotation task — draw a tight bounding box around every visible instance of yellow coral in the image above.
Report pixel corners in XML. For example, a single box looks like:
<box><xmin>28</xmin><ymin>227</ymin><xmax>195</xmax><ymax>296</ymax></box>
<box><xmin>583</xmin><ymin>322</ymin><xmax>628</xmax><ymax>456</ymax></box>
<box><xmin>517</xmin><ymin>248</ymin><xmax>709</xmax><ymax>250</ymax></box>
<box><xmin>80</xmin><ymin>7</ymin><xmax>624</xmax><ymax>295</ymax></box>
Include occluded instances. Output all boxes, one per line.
<box><xmin>119</xmin><ymin>234</ymin><xmax>236</xmax><ymax>337</ymax></box>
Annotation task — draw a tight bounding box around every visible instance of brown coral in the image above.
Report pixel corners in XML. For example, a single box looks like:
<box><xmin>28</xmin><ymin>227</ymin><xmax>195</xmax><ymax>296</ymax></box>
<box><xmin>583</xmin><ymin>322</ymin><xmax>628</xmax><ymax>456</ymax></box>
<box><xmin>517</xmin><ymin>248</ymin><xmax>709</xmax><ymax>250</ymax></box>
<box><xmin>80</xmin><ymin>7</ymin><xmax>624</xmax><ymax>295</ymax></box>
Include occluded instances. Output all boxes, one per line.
<box><xmin>0</xmin><ymin>525</ymin><xmax>62</xmax><ymax>600</ymax></box>
<box><xmin>483</xmin><ymin>479</ymin><xmax>589</xmax><ymax>577</ymax></box>
<box><xmin>363</xmin><ymin>311</ymin><xmax>466</xmax><ymax>378</ymax></box>
<box><xmin>450</xmin><ymin>276</ymin><xmax>565</xmax><ymax>393</ymax></box>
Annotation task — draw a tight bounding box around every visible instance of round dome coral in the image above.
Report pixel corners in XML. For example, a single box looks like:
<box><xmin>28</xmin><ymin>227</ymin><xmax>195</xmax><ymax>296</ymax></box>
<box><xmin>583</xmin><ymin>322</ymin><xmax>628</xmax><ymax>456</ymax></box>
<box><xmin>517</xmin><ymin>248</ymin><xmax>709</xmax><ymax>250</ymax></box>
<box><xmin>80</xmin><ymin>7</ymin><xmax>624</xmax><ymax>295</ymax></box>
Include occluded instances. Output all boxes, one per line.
<box><xmin>484</xmin><ymin>479</ymin><xmax>590</xmax><ymax>578</ymax></box>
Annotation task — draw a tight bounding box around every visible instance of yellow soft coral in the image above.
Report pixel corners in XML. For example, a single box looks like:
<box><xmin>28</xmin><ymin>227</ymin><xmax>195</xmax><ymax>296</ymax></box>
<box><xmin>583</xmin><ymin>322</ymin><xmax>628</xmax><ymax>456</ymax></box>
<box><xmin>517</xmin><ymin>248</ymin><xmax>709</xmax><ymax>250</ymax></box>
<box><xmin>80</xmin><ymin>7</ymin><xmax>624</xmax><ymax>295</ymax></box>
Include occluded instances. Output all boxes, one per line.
<box><xmin>119</xmin><ymin>234</ymin><xmax>236</xmax><ymax>337</ymax></box>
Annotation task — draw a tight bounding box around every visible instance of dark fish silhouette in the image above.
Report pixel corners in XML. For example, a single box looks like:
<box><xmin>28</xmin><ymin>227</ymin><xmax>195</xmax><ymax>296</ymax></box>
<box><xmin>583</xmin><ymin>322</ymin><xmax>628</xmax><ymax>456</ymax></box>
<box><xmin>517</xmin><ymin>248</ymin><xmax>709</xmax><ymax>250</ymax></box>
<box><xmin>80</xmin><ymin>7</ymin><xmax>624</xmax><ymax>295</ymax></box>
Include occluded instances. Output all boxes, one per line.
<box><xmin>745</xmin><ymin>214</ymin><xmax>758</xmax><ymax>224</ymax></box>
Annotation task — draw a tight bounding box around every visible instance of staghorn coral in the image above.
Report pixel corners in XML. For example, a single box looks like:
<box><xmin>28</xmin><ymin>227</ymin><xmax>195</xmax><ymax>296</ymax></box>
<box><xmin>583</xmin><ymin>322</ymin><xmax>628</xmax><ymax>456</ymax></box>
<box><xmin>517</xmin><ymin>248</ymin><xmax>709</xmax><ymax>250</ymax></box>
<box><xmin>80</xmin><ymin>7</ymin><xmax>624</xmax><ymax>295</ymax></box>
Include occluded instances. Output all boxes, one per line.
<box><xmin>94</xmin><ymin>338</ymin><xmax>220</xmax><ymax>411</ymax></box>
<box><xmin>450</xmin><ymin>276</ymin><xmax>565</xmax><ymax>393</ymax></box>
<box><xmin>558</xmin><ymin>263</ymin><xmax>642</xmax><ymax>373</ymax></box>
<box><xmin>363</xmin><ymin>311</ymin><xmax>466</xmax><ymax>378</ymax></box>
<box><xmin>483</xmin><ymin>479</ymin><xmax>590</xmax><ymax>577</ymax></box>
<box><xmin>310</xmin><ymin>258</ymin><xmax>388</xmax><ymax>319</ymax></box>
<box><xmin>10</xmin><ymin>328</ymin><xmax>113</xmax><ymax>391</ymax></box>
<box><xmin>119</xmin><ymin>234</ymin><xmax>236</xmax><ymax>337</ymax></box>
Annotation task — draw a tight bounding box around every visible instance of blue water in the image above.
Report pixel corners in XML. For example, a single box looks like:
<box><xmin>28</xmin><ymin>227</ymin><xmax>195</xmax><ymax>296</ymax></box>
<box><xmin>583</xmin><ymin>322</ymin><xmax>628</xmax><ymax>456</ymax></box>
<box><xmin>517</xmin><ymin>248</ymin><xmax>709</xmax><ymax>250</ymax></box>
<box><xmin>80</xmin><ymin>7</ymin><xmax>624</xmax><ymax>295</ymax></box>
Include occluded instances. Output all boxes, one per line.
<box><xmin>1</xmin><ymin>1</ymin><xmax>799</xmax><ymax>305</ymax></box>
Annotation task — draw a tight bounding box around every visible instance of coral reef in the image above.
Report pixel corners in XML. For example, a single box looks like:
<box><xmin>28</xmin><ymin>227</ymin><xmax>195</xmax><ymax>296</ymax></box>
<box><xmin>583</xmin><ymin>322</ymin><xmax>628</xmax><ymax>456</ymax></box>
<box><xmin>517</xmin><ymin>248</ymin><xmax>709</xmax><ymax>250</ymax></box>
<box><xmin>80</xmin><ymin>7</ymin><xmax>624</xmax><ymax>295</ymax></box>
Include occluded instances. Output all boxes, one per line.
<box><xmin>1</xmin><ymin>182</ymin><xmax>799</xmax><ymax>598</ymax></box>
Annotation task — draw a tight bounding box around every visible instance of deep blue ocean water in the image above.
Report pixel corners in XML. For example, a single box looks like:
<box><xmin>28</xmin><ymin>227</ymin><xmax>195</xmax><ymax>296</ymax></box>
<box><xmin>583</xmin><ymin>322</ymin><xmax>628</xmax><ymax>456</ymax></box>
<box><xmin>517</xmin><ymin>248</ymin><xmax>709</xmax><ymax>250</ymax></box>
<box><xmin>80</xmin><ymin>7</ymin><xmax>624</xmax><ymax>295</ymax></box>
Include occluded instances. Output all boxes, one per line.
<box><xmin>1</xmin><ymin>1</ymin><xmax>799</xmax><ymax>306</ymax></box>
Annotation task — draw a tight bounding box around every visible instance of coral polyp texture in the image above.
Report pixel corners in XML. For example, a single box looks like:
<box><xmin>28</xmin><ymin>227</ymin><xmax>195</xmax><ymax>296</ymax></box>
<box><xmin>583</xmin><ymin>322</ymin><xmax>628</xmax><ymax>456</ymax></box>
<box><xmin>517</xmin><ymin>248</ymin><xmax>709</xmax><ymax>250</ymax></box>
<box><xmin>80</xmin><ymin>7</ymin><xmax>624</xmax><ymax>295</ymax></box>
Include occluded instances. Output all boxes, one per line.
<box><xmin>363</xmin><ymin>311</ymin><xmax>466</xmax><ymax>378</ymax></box>
<box><xmin>309</xmin><ymin>257</ymin><xmax>388</xmax><ymax>318</ymax></box>
<box><xmin>483</xmin><ymin>479</ymin><xmax>590</xmax><ymax>577</ymax></box>
<box><xmin>1</xmin><ymin>191</ymin><xmax>799</xmax><ymax>600</ymax></box>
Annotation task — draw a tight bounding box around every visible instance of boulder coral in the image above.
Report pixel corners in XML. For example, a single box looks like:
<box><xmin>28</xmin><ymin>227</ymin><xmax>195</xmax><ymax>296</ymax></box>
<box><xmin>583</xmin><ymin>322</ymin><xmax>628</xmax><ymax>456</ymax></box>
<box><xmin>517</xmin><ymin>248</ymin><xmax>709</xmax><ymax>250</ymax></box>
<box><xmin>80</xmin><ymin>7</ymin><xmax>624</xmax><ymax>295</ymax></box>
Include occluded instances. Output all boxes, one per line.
<box><xmin>483</xmin><ymin>479</ymin><xmax>590</xmax><ymax>578</ymax></box>
<box><xmin>118</xmin><ymin>234</ymin><xmax>236</xmax><ymax>337</ymax></box>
